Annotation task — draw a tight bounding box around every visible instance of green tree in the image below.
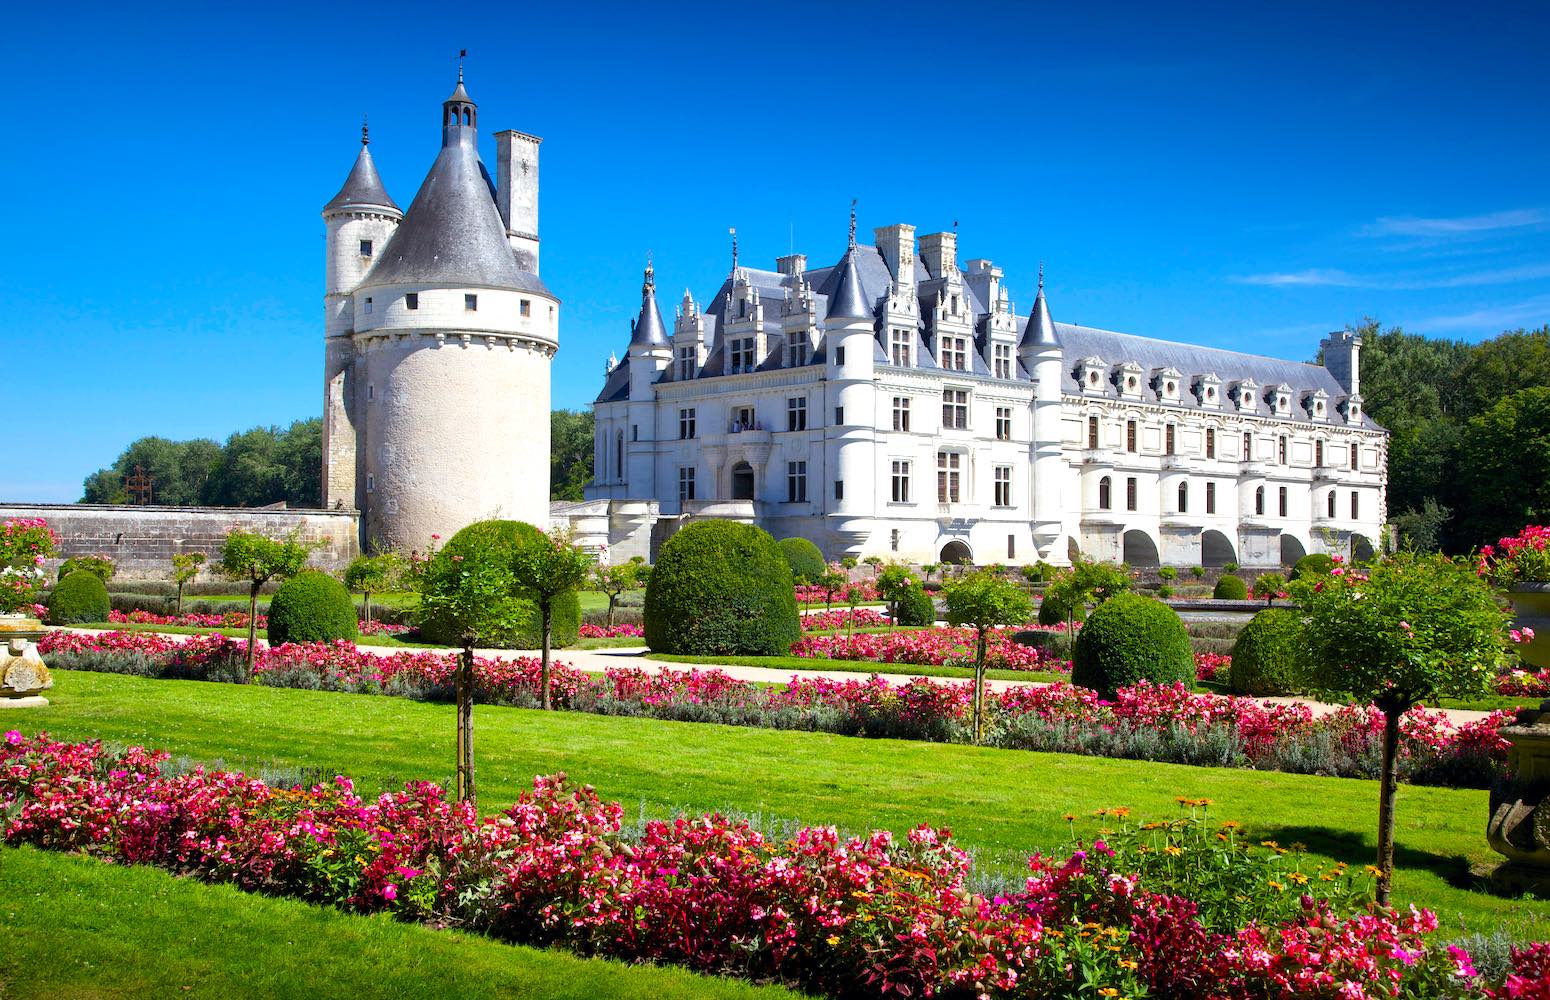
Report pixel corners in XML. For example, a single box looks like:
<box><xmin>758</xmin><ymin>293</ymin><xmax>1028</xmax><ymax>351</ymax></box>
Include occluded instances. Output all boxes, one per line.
<box><xmin>942</xmin><ymin>571</ymin><xmax>1034</xmax><ymax>744</ymax></box>
<box><xmin>510</xmin><ymin>529</ymin><xmax>595</xmax><ymax>710</ymax></box>
<box><xmin>591</xmin><ymin>556</ymin><xmax>648</xmax><ymax>627</ymax></box>
<box><xmin>170</xmin><ymin>551</ymin><xmax>206</xmax><ymax>614</ymax></box>
<box><xmin>1457</xmin><ymin>387</ymin><xmax>1550</xmax><ymax>549</ymax></box>
<box><xmin>1391</xmin><ymin>498</ymin><xmax>1451</xmax><ymax>554</ymax></box>
<box><xmin>1292</xmin><ymin>552</ymin><xmax>1507</xmax><ymax>905</ymax></box>
<box><xmin>816</xmin><ymin>566</ymin><xmax>848</xmax><ymax>613</ymax></box>
<box><xmin>550</xmin><ymin>409</ymin><xmax>595</xmax><ymax>502</ymax></box>
<box><xmin>875</xmin><ymin>563</ymin><xmax>917</xmax><ymax>633</ymax></box>
<box><xmin>415</xmin><ymin>534</ymin><xmax>517</xmax><ymax>804</ymax></box>
<box><xmin>218</xmin><ymin>530</ymin><xmax>312</xmax><ymax>679</ymax></box>
<box><xmin>1455</xmin><ymin>326</ymin><xmax>1550</xmax><ymax>419</ymax></box>
<box><xmin>1042</xmin><ymin>558</ymin><xmax>1130</xmax><ymax>635</ymax></box>
<box><xmin>343</xmin><ymin>553</ymin><xmax>401</xmax><ymax>625</ymax></box>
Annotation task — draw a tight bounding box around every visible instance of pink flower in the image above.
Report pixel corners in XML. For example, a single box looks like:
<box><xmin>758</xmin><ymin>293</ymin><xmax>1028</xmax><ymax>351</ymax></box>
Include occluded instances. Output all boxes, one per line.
<box><xmin>1399</xmin><ymin>621</ymin><xmax>1413</xmax><ymax>631</ymax></box>
<box><xmin>1446</xmin><ymin>944</ymin><xmax>1477</xmax><ymax>978</ymax></box>
<box><xmin>383</xmin><ymin>883</ymin><xmax>397</xmax><ymax>901</ymax></box>
<box><xmin>4</xmin><ymin>730</ymin><xmax>21</xmax><ymax>746</ymax></box>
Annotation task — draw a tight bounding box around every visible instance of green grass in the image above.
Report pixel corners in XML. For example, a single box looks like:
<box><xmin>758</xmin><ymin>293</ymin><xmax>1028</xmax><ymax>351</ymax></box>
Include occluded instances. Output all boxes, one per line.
<box><xmin>18</xmin><ymin>669</ymin><xmax>1548</xmax><ymax>939</ymax></box>
<box><xmin>0</xmin><ymin>846</ymin><xmax>795</xmax><ymax>999</ymax></box>
<box><xmin>649</xmin><ymin>653</ymin><xmax>1068</xmax><ymax>684</ymax></box>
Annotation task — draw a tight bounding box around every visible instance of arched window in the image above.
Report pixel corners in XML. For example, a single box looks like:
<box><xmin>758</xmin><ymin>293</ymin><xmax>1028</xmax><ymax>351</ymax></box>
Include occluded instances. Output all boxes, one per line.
<box><xmin>464</xmin><ymin>108</ymin><xmax>472</xmax><ymax>125</ymax></box>
<box><xmin>1255</xmin><ymin>486</ymin><xmax>1265</xmax><ymax>515</ymax></box>
<box><xmin>1327</xmin><ymin>491</ymin><xmax>1336</xmax><ymax>518</ymax></box>
<box><xmin>1098</xmin><ymin>476</ymin><xmax>1112</xmax><ymax>510</ymax></box>
<box><xmin>1177</xmin><ymin>482</ymin><xmax>1188</xmax><ymax>512</ymax></box>
<box><xmin>615</xmin><ymin>431</ymin><xmax>624</xmax><ymax>481</ymax></box>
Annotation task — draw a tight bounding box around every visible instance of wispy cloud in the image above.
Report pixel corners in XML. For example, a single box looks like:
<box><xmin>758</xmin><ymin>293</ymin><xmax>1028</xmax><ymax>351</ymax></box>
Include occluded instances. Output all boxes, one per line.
<box><xmin>1406</xmin><ymin>294</ymin><xmax>1550</xmax><ymax>335</ymax></box>
<box><xmin>1360</xmin><ymin>208</ymin><xmax>1547</xmax><ymax>238</ymax></box>
<box><xmin>1233</xmin><ymin>262</ymin><xmax>1550</xmax><ymax>290</ymax></box>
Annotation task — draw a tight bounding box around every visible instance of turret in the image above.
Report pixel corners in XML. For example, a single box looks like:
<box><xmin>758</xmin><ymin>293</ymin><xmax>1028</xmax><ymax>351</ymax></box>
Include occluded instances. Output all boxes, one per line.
<box><xmin>1021</xmin><ymin>266</ymin><xmax>1067</xmax><ymax>560</ymax></box>
<box><xmin>629</xmin><ymin>258</ymin><xmax>671</xmax><ymax>394</ymax></box>
<box><xmin>825</xmin><ymin>209</ymin><xmax>877</xmax><ymax>523</ymax></box>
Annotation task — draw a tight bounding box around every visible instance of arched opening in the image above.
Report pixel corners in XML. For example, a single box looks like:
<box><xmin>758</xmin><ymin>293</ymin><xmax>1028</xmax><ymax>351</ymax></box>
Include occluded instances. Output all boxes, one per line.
<box><xmin>1279</xmin><ymin>534</ymin><xmax>1307</xmax><ymax>567</ymax></box>
<box><xmin>1097</xmin><ymin>475</ymin><xmax>1112</xmax><ymax>510</ymax></box>
<box><xmin>1122</xmin><ymin>529</ymin><xmax>1160</xmax><ymax>567</ymax></box>
<box><xmin>1352</xmin><ymin>535</ymin><xmax>1376</xmax><ymax>562</ymax></box>
<box><xmin>940</xmin><ymin>540</ymin><xmax>974</xmax><ymax>566</ymax></box>
<box><xmin>730</xmin><ymin>461</ymin><xmax>755</xmax><ymax>501</ymax></box>
<box><xmin>463</xmin><ymin>108</ymin><xmax>472</xmax><ymax>125</ymax></box>
<box><xmin>1177</xmin><ymin>482</ymin><xmax>1188</xmax><ymax>513</ymax></box>
<box><xmin>1201</xmin><ymin>529</ymin><xmax>1236</xmax><ymax>567</ymax></box>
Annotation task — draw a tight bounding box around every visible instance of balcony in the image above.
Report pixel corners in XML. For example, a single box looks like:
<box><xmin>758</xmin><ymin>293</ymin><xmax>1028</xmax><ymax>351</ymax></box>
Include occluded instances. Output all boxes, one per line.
<box><xmin>1160</xmin><ymin>453</ymin><xmax>1192</xmax><ymax>471</ymax></box>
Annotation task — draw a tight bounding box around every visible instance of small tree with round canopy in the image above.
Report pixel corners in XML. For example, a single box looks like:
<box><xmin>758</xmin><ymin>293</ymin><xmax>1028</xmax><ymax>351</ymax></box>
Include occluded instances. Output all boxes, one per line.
<box><xmin>170</xmin><ymin>551</ymin><xmax>206</xmax><ymax>615</ymax></box>
<box><xmin>343</xmin><ymin>553</ymin><xmax>402</xmax><ymax>626</ymax></box>
<box><xmin>875</xmin><ymin>563</ymin><xmax>917</xmax><ymax>633</ymax></box>
<box><xmin>943</xmin><ymin>570</ymin><xmax>1034</xmax><ymax>743</ymax></box>
<box><xmin>591</xmin><ymin>555</ymin><xmax>649</xmax><ymax>627</ymax></box>
<box><xmin>218</xmin><ymin>530</ymin><xmax>312</xmax><ymax>680</ymax></box>
<box><xmin>1293</xmin><ymin>551</ymin><xmax>1508</xmax><ymax>905</ymax></box>
<box><xmin>511</xmin><ymin>528</ymin><xmax>596</xmax><ymax>710</ymax></box>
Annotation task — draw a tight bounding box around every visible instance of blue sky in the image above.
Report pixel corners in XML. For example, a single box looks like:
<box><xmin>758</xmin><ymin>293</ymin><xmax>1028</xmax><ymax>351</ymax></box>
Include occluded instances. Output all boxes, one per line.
<box><xmin>3</xmin><ymin>0</ymin><xmax>1547</xmax><ymax>502</ymax></box>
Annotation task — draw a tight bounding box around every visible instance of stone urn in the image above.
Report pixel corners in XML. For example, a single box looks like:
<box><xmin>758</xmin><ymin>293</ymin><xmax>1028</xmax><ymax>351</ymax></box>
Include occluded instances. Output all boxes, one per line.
<box><xmin>0</xmin><ymin>613</ymin><xmax>53</xmax><ymax>707</ymax></box>
<box><xmin>1487</xmin><ymin>699</ymin><xmax>1550</xmax><ymax>895</ymax></box>
<box><xmin>1508</xmin><ymin>584</ymin><xmax>1550</xmax><ymax>669</ymax></box>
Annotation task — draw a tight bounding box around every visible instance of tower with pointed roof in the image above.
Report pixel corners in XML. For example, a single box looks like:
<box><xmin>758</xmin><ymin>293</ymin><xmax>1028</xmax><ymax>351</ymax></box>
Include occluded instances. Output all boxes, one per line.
<box><xmin>322</xmin><ymin>71</ymin><xmax>559</xmax><ymax>553</ymax></box>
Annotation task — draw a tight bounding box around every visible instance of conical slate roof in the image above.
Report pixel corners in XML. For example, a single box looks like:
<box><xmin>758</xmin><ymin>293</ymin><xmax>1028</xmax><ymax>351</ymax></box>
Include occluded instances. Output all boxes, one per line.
<box><xmin>825</xmin><ymin>249</ymin><xmax>871</xmax><ymax>322</ymax></box>
<box><xmin>323</xmin><ymin>145</ymin><xmax>400</xmax><ymax>215</ymax></box>
<box><xmin>1020</xmin><ymin>287</ymin><xmax>1060</xmax><ymax>349</ymax></box>
<box><xmin>630</xmin><ymin>263</ymin><xmax>669</xmax><ymax>348</ymax></box>
<box><xmin>359</xmin><ymin>135</ymin><xmax>528</xmax><ymax>290</ymax></box>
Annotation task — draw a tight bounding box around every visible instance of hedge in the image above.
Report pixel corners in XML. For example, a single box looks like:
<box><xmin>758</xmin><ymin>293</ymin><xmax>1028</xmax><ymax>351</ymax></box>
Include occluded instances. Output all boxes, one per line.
<box><xmin>1070</xmin><ymin>593</ymin><xmax>1194</xmax><ymax>698</ymax></box>
<box><xmin>267</xmin><ymin>571</ymin><xmax>359</xmax><ymax>645</ymax></box>
<box><xmin>1213</xmin><ymin>574</ymin><xmax>1249</xmax><ymax>600</ymax></box>
<box><xmin>893</xmin><ymin>583</ymin><xmax>938</xmax><ymax>627</ymax></box>
<box><xmin>1228</xmin><ymin>608</ymin><xmax>1307</xmax><ymax>696</ymax></box>
<box><xmin>644</xmin><ymin>522</ymin><xmax>800</xmax><ymax>656</ymax></box>
<box><xmin>777</xmin><ymin>537</ymin><xmax>826</xmax><ymax>585</ymax></box>
<box><xmin>47</xmin><ymin>570</ymin><xmax>111</xmax><ymax>625</ymax></box>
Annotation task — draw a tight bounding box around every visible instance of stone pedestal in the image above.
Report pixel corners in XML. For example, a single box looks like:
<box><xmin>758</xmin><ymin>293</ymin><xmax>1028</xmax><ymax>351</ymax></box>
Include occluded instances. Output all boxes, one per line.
<box><xmin>0</xmin><ymin>614</ymin><xmax>52</xmax><ymax>706</ymax></box>
<box><xmin>1487</xmin><ymin>699</ymin><xmax>1550</xmax><ymax>894</ymax></box>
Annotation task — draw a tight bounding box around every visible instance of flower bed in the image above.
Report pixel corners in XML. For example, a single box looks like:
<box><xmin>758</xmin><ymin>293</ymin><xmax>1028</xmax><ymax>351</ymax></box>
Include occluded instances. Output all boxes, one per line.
<box><xmin>798</xmin><ymin>608</ymin><xmax>892</xmax><ymax>632</ymax></box>
<box><xmin>577</xmin><ymin>623</ymin><xmax>645</xmax><ymax>639</ymax></box>
<box><xmin>106</xmin><ymin>608</ymin><xmax>409</xmax><ymax>635</ymax></box>
<box><xmin>38</xmin><ymin>631</ymin><xmax>1512</xmax><ymax>788</ymax></box>
<box><xmin>794</xmin><ymin>582</ymin><xmax>880</xmax><ymax>605</ymax></box>
<box><xmin>790</xmin><ymin>625</ymin><xmax>1065</xmax><ymax>671</ymax></box>
<box><xmin>2</xmin><ymin>731</ymin><xmax>1544</xmax><ymax>998</ymax></box>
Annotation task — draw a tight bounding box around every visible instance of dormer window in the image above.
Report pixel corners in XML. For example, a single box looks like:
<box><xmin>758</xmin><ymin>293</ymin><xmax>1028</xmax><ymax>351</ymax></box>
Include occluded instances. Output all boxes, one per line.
<box><xmin>738</xmin><ymin>299</ymin><xmax>747</xmax><ymax>319</ymax></box>
<box><xmin>1116</xmin><ymin>362</ymin><xmax>1145</xmax><ymax>398</ymax></box>
<box><xmin>359</xmin><ymin>240</ymin><xmax>373</xmax><ymax>257</ymax></box>
<box><xmin>363</xmin><ymin>296</ymin><xmax>373</xmax><ymax>315</ymax></box>
<box><xmin>1234</xmin><ymin>381</ymin><xmax>1259</xmax><ymax>413</ymax></box>
<box><xmin>1079</xmin><ymin>357</ymin><xmax>1108</xmax><ymax>393</ymax></box>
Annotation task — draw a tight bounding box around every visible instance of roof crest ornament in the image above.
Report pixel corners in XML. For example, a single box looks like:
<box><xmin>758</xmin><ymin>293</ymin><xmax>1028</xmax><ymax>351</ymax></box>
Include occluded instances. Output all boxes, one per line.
<box><xmin>729</xmin><ymin>227</ymin><xmax>738</xmax><ymax>275</ymax></box>
<box><xmin>642</xmin><ymin>252</ymin><xmax>655</xmax><ymax>296</ymax></box>
<box><xmin>848</xmin><ymin>199</ymin><xmax>857</xmax><ymax>250</ymax></box>
<box><xmin>458</xmin><ymin>48</ymin><xmax>467</xmax><ymax>83</ymax></box>
<box><xmin>361</xmin><ymin>114</ymin><xmax>370</xmax><ymax>147</ymax></box>
<box><xmin>1038</xmin><ymin>260</ymin><xmax>1045</xmax><ymax>293</ymax></box>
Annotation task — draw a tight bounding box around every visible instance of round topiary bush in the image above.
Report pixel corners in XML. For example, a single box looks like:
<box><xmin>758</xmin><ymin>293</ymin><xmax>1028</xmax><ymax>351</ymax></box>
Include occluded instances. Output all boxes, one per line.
<box><xmin>1070</xmin><ymin>593</ymin><xmax>1194</xmax><ymax>697</ymax></box>
<box><xmin>1291</xmin><ymin>553</ymin><xmax>1335</xmax><ymax>581</ymax></box>
<box><xmin>644</xmin><ymin>521</ymin><xmax>800</xmax><ymax>655</ymax></box>
<box><xmin>47</xmin><ymin>570</ymin><xmax>111</xmax><ymax>625</ymax></box>
<box><xmin>894</xmin><ymin>583</ymin><xmax>937</xmax><ymax>626</ymax></box>
<box><xmin>58</xmin><ymin>555</ymin><xmax>115</xmax><ymax>584</ymax></box>
<box><xmin>1213</xmin><ymin>574</ymin><xmax>1248</xmax><ymax>600</ymax></box>
<box><xmin>417</xmin><ymin>520</ymin><xmax>581</xmax><ymax>649</ymax></box>
<box><xmin>267</xmin><ymin>571</ymin><xmax>359</xmax><ymax>645</ymax></box>
<box><xmin>1037</xmin><ymin>592</ymin><xmax>1087</xmax><ymax>627</ymax></box>
<box><xmin>777</xmin><ymin>537</ymin><xmax>826</xmax><ymax>585</ymax></box>
<box><xmin>1228</xmin><ymin>608</ymin><xmax>1307</xmax><ymax>696</ymax></box>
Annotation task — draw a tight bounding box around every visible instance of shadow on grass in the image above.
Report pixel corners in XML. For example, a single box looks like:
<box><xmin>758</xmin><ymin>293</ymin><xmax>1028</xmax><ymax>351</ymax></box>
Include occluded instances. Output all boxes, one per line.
<box><xmin>1252</xmin><ymin>823</ymin><xmax>1480</xmax><ymax>892</ymax></box>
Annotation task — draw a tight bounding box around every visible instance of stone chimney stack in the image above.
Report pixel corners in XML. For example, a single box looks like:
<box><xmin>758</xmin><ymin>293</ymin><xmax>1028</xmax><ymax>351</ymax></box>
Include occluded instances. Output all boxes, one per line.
<box><xmin>1320</xmin><ymin>331</ymin><xmax>1362</xmax><ymax>396</ymax></box>
<box><xmin>495</xmin><ymin>130</ymin><xmax>542</xmax><ymax>272</ymax></box>
<box><xmin>918</xmin><ymin>231</ymin><xmax>957</xmax><ymax>279</ymax></box>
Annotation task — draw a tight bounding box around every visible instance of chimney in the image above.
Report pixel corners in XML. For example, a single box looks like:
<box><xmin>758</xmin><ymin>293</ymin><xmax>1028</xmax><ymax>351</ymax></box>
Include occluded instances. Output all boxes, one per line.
<box><xmin>918</xmin><ymin>231</ymin><xmax>957</xmax><ymax>279</ymax></box>
<box><xmin>495</xmin><ymin>130</ymin><xmax>542</xmax><ymax>272</ymax></box>
<box><xmin>873</xmin><ymin>224</ymin><xmax>917</xmax><ymax>289</ymax></box>
<box><xmin>1320</xmin><ymin>331</ymin><xmax>1362</xmax><ymax>396</ymax></box>
<box><xmin>776</xmin><ymin>253</ymin><xmax>806</xmax><ymax>276</ymax></box>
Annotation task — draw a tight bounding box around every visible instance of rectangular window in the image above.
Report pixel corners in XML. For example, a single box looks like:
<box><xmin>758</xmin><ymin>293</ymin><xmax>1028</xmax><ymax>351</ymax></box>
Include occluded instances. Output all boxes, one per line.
<box><xmin>367</xmin><ymin>384</ymin><xmax>374</xmax><ymax>401</ymax></box>
<box><xmin>1007</xmin><ymin>534</ymin><xmax>1016</xmax><ymax>559</ymax></box>
<box><xmin>834</xmin><ymin>406</ymin><xmax>844</xmax><ymax>424</ymax></box>
<box><xmin>679</xmin><ymin>408</ymin><xmax>696</xmax><ymax>440</ymax></box>
<box><xmin>632</xmin><ymin>424</ymin><xmax>638</xmax><ymax>442</ymax></box>
<box><xmin>677</xmin><ymin>346</ymin><xmax>697</xmax><ymax>380</ymax></box>
<box><xmin>1278</xmin><ymin>435</ymin><xmax>1288</xmax><ymax>465</ymax></box>
<box><xmin>942</xmin><ymin>389</ymin><xmax>969</xmax><ymax>429</ymax></box>
<box><xmin>1351</xmin><ymin>443</ymin><xmax>1360</xmax><ymax>469</ymax></box>
<box><xmin>359</xmin><ymin>240</ymin><xmax>373</xmax><ymax>257</ymax></box>
<box><xmin>1088</xmin><ymin>416</ymin><xmax>1099</xmax><ymax>449</ymax></box>
<box><xmin>1165</xmin><ymin>424</ymin><xmax>1176</xmax><ymax>456</ymax></box>
<box><xmin>1315</xmin><ymin>439</ymin><xmax>1324</xmax><ymax>467</ymax></box>
<box><xmin>993</xmin><ymin>344</ymin><xmax>1013</xmax><ymax>379</ymax></box>
<box><xmin>366</xmin><ymin>473</ymin><xmax>374</xmax><ymax>492</ymax></box>
<box><xmin>731</xmin><ymin>337</ymin><xmax>756</xmax><ymax>374</ymax></box>
<box><xmin>1206</xmin><ymin>481</ymin><xmax>1216</xmax><ymax>514</ymax></box>
<box><xmin>733</xmin><ymin>406</ymin><xmax>755</xmax><ymax>430</ymax></box>
<box><xmin>1206</xmin><ymin>428</ymin><xmax>1216</xmax><ymax>459</ymax></box>
<box><xmin>834</xmin><ymin>480</ymin><xmax>843</xmax><ymax>501</ymax></box>
<box><xmin>993</xmin><ymin>465</ymin><xmax>1012</xmax><ymax>506</ymax></box>
<box><xmin>786</xmin><ymin>396</ymin><xmax>808</xmax><ymax>432</ymax></box>
<box><xmin>995</xmin><ymin>406</ymin><xmax>1012</xmax><ymax>441</ymax></box>
<box><xmin>1127</xmin><ymin>420</ymin><xmax>1138</xmax><ymax>453</ymax></box>
<box><xmin>1351</xmin><ymin>491</ymin><xmax>1360</xmax><ymax>518</ymax></box>
<box><xmin>1126</xmin><ymin>477</ymin><xmax>1138</xmax><ymax>511</ymax></box>
<box><xmin>891</xmin><ymin>329</ymin><xmax>912</xmax><ymax>367</ymax></box>
<box><xmin>835</xmin><ymin>346</ymin><xmax>846</xmax><ymax>365</ymax></box>
<box><xmin>786</xmin><ymin>461</ymin><xmax>808</xmax><ymax>503</ymax></box>
<box><xmin>891</xmin><ymin>528</ymin><xmax>900</xmax><ymax>551</ymax></box>
<box><xmin>937</xmin><ymin>452</ymin><xmax>961</xmax><ymax>503</ymax></box>
<box><xmin>1243</xmin><ymin>431</ymin><xmax>1253</xmax><ymax>460</ymax></box>
<box><xmin>1279</xmin><ymin>486</ymin><xmax>1288</xmax><ymax>517</ymax></box>
<box><xmin>405</xmin><ymin>292</ymin><xmax>419</xmax><ymax>310</ymax></box>
<box><xmin>892</xmin><ymin>396</ymin><xmax>911</xmax><ymax>432</ymax></box>
<box><xmin>787</xmin><ymin>333</ymin><xmax>809</xmax><ymax>367</ymax></box>
<box><xmin>465</xmin><ymin>293</ymin><xmax>478</xmax><ymax>311</ymax></box>
<box><xmin>891</xmin><ymin>460</ymin><xmax>912</xmax><ymax>503</ymax></box>
<box><xmin>520</xmin><ymin>299</ymin><xmax>531</xmax><ymax>317</ymax></box>
<box><xmin>678</xmin><ymin>467</ymin><xmax>696</xmax><ymax>502</ymax></box>
<box><xmin>941</xmin><ymin>336</ymin><xmax>968</xmax><ymax>371</ymax></box>
<box><xmin>363</xmin><ymin>296</ymin><xmax>373</xmax><ymax>314</ymax></box>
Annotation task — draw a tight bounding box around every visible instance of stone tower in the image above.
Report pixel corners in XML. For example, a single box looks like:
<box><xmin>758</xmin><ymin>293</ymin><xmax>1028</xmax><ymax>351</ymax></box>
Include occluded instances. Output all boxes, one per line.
<box><xmin>322</xmin><ymin>71</ymin><xmax>558</xmax><ymax>553</ymax></box>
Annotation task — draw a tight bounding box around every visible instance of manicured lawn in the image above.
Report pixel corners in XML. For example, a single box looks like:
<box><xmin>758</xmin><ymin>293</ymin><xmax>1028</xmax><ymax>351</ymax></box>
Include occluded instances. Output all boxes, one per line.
<box><xmin>0</xmin><ymin>846</ymin><xmax>795</xmax><ymax>1000</ymax></box>
<box><xmin>17</xmin><ymin>669</ymin><xmax>1548</xmax><ymax>939</ymax></box>
<box><xmin>650</xmin><ymin>653</ymin><xmax>1067</xmax><ymax>684</ymax></box>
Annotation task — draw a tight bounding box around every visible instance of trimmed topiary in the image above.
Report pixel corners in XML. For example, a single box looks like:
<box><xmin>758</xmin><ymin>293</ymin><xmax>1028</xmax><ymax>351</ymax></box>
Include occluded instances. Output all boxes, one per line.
<box><xmin>47</xmin><ymin>570</ymin><xmax>111</xmax><ymax>625</ymax></box>
<box><xmin>1291</xmin><ymin>553</ymin><xmax>1335</xmax><ymax>581</ymax></box>
<box><xmin>58</xmin><ymin>555</ymin><xmax>115</xmax><ymax>584</ymax></box>
<box><xmin>417</xmin><ymin>520</ymin><xmax>581</xmax><ymax>649</ymax></box>
<box><xmin>1070</xmin><ymin>593</ymin><xmax>1194</xmax><ymax>697</ymax></box>
<box><xmin>1037</xmin><ymin>592</ymin><xmax>1087</xmax><ymax>627</ymax></box>
<box><xmin>777</xmin><ymin>537</ymin><xmax>826</xmax><ymax>585</ymax></box>
<box><xmin>894</xmin><ymin>583</ymin><xmax>938</xmax><ymax>626</ymax></box>
<box><xmin>644</xmin><ymin>521</ymin><xmax>800</xmax><ymax>656</ymax></box>
<box><xmin>1213</xmin><ymin>574</ymin><xmax>1248</xmax><ymax>600</ymax></box>
<box><xmin>267</xmin><ymin>571</ymin><xmax>359</xmax><ymax>645</ymax></box>
<box><xmin>1228</xmin><ymin>608</ymin><xmax>1307</xmax><ymax>696</ymax></box>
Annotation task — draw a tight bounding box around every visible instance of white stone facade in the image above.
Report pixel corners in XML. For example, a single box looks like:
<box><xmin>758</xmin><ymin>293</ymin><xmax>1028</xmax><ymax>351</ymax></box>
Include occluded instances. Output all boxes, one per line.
<box><xmin>588</xmin><ymin>224</ymin><xmax>1387</xmax><ymax>568</ymax></box>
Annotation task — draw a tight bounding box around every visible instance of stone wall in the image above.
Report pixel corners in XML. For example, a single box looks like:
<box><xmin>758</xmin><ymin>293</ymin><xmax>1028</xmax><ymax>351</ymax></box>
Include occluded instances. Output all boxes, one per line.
<box><xmin>1</xmin><ymin>503</ymin><xmax>359</xmax><ymax>581</ymax></box>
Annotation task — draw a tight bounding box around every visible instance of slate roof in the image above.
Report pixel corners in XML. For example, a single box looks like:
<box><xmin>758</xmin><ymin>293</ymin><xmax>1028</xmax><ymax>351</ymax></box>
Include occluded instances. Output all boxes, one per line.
<box><xmin>323</xmin><ymin>144</ymin><xmax>400</xmax><ymax>215</ymax></box>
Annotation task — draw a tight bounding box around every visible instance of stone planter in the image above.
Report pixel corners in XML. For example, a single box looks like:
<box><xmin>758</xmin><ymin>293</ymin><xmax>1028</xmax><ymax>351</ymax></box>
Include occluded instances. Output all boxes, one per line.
<box><xmin>1509</xmin><ymin>584</ymin><xmax>1550</xmax><ymax>670</ymax></box>
<box><xmin>1487</xmin><ymin>699</ymin><xmax>1550</xmax><ymax>895</ymax></box>
<box><xmin>0</xmin><ymin>613</ymin><xmax>53</xmax><ymax>707</ymax></box>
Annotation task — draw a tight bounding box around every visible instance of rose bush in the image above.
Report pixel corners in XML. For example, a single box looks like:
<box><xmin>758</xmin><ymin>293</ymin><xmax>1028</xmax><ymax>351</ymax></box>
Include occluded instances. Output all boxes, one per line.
<box><xmin>0</xmin><ymin>517</ymin><xmax>58</xmax><ymax>614</ymax></box>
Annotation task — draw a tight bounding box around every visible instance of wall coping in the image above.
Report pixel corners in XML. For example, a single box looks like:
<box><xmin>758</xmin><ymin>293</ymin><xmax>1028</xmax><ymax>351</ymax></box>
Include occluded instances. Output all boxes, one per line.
<box><xmin>0</xmin><ymin>502</ymin><xmax>357</xmax><ymax>518</ymax></box>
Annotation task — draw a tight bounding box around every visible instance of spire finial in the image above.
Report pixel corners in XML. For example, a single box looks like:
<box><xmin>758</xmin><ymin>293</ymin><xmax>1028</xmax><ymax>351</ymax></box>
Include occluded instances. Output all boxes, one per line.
<box><xmin>729</xmin><ymin>227</ymin><xmax>738</xmax><ymax>274</ymax></box>
<box><xmin>1038</xmin><ymin>260</ymin><xmax>1045</xmax><ymax>292</ymax></box>
<box><xmin>643</xmin><ymin>252</ymin><xmax>655</xmax><ymax>295</ymax></box>
<box><xmin>361</xmin><ymin>114</ymin><xmax>370</xmax><ymax>147</ymax></box>
<box><xmin>458</xmin><ymin>48</ymin><xmax>467</xmax><ymax>82</ymax></box>
<box><xmin>848</xmin><ymin>199</ymin><xmax>857</xmax><ymax>250</ymax></box>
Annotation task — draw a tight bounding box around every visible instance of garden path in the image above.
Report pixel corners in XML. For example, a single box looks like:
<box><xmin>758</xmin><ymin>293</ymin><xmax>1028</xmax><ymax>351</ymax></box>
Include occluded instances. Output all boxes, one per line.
<box><xmin>51</xmin><ymin>626</ymin><xmax>1497</xmax><ymax>725</ymax></box>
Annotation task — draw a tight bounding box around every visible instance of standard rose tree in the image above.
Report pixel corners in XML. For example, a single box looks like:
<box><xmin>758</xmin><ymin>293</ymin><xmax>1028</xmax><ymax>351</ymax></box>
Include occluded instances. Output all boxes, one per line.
<box><xmin>343</xmin><ymin>553</ymin><xmax>402</xmax><ymax>626</ymax></box>
<box><xmin>0</xmin><ymin>519</ymin><xmax>57</xmax><ymax>615</ymax></box>
<box><xmin>1293</xmin><ymin>552</ymin><xmax>1508</xmax><ymax>905</ymax></box>
<box><xmin>217</xmin><ymin>530</ymin><xmax>312</xmax><ymax>680</ymax></box>
<box><xmin>943</xmin><ymin>571</ymin><xmax>1033</xmax><ymax>744</ymax></box>
<box><xmin>590</xmin><ymin>556</ymin><xmax>648</xmax><ymax>628</ymax></box>
<box><xmin>170</xmin><ymin>552</ymin><xmax>206</xmax><ymax>615</ymax></box>
<box><xmin>510</xmin><ymin>528</ymin><xmax>595</xmax><ymax>711</ymax></box>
